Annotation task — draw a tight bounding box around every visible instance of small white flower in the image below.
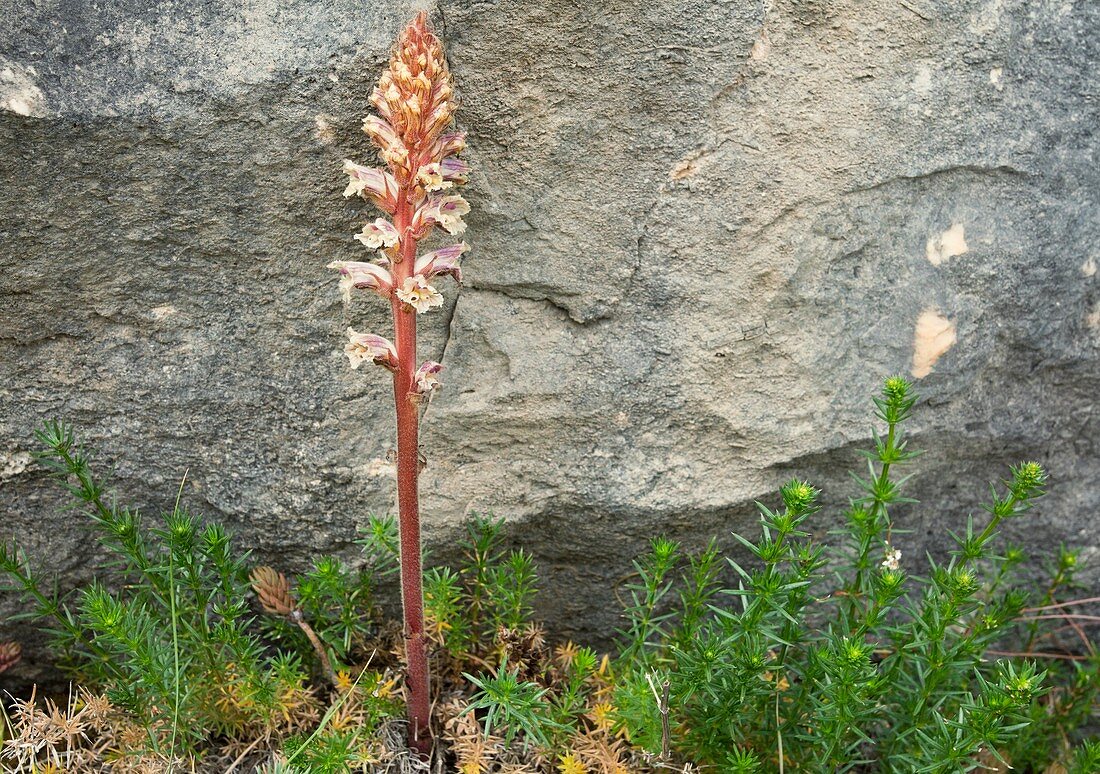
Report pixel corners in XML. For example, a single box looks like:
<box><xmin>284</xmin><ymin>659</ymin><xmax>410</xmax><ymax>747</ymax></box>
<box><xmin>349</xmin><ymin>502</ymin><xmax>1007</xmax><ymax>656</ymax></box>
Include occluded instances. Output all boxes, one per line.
<box><xmin>413</xmin><ymin>194</ymin><xmax>470</xmax><ymax>236</ymax></box>
<box><xmin>355</xmin><ymin>218</ymin><xmax>400</xmax><ymax>250</ymax></box>
<box><xmin>396</xmin><ymin>275</ymin><xmax>444</xmax><ymax>313</ymax></box>
<box><xmin>341</xmin><ymin>160</ymin><xmax>398</xmax><ymax>212</ymax></box>
<box><xmin>326</xmin><ymin>260</ymin><xmax>393</xmax><ymax>302</ymax></box>
<box><xmin>433</xmin><ymin>195</ymin><xmax>469</xmax><ymax>235</ymax></box>
<box><xmin>414</xmin><ymin>361</ymin><xmax>443</xmax><ymax>394</ymax></box>
<box><xmin>344</xmin><ymin>329</ymin><xmax>398</xmax><ymax>371</ymax></box>
<box><xmin>881</xmin><ymin>545</ymin><xmax>902</xmax><ymax>572</ymax></box>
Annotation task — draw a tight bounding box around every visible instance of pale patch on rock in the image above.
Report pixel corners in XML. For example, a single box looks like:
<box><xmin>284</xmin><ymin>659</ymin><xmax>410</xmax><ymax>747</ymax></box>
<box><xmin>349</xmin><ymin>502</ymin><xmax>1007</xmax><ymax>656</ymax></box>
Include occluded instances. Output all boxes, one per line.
<box><xmin>911</xmin><ymin>308</ymin><xmax>957</xmax><ymax>378</ymax></box>
<box><xmin>912</xmin><ymin>65</ymin><xmax>933</xmax><ymax>97</ymax></box>
<box><xmin>670</xmin><ymin>153</ymin><xmax>701</xmax><ymax>180</ymax></box>
<box><xmin>365</xmin><ymin>457</ymin><xmax>396</xmax><ymax>478</ymax></box>
<box><xmin>314</xmin><ymin>114</ymin><xmax>337</xmax><ymax>145</ymax></box>
<box><xmin>971</xmin><ymin>0</ymin><xmax>1006</xmax><ymax>36</ymax></box>
<box><xmin>1087</xmin><ymin>302</ymin><xmax>1100</xmax><ymax>330</ymax></box>
<box><xmin>750</xmin><ymin>29</ymin><xmax>771</xmax><ymax>61</ymax></box>
<box><xmin>151</xmin><ymin>305</ymin><xmax>178</xmax><ymax>320</ymax></box>
<box><xmin>926</xmin><ymin>223</ymin><xmax>968</xmax><ymax>266</ymax></box>
<box><xmin>1082</xmin><ymin>257</ymin><xmax>1097</xmax><ymax>277</ymax></box>
<box><xmin>989</xmin><ymin>67</ymin><xmax>1004</xmax><ymax>90</ymax></box>
<box><xmin>0</xmin><ymin>451</ymin><xmax>33</xmax><ymax>482</ymax></box>
<box><xmin>0</xmin><ymin>58</ymin><xmax>46</xmax><ymax>117</ymax></box>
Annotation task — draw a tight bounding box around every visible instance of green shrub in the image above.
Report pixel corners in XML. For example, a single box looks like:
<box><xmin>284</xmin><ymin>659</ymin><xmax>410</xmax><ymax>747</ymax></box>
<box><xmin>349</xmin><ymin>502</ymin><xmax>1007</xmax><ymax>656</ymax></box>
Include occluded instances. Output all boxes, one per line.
<box><xmin>0</xmin><ymin>421</ymin><xmax>398</xmax><ymax>766</ymax></box>
<box><xmin>3</xmin><ymin>379</ymin><xmax>1096</xmax><ymax>772</ymax></box>
<box><xmin>609</xmin><ymin>378</ymin><xmax>1098</xmax><ymax>771</ymax></box>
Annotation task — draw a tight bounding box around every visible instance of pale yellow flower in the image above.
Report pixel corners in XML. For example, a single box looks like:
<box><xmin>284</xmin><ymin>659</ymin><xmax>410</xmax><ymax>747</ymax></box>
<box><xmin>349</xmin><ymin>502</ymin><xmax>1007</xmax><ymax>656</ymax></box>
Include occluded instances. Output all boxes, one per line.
<box><xmin>396</xmin><ymin>275</ymin><xmax>444</xmax><ymax>313</ymax></box>
<box><xmin>415</xmin><ymin>162</ymin><xmax>451</xmax><ymax>192</ymax></box>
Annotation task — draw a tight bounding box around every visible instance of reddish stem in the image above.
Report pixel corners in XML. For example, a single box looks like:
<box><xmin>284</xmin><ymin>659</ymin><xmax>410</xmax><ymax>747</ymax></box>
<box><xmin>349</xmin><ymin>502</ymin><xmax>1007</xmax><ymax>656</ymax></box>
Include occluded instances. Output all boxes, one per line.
<box><xmin>391</xmin><ymin>178</ymin><xmax>431</xmax><ymax>756</ymax></box>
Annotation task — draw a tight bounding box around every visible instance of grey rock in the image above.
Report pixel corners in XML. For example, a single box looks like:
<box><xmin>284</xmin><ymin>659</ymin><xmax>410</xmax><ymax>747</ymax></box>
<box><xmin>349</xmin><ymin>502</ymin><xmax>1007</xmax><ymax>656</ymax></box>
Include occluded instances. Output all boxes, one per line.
<box><xmin>0</xmin><ymin>0</ymin><xmax>1097</xmax><ymax>685</ymax></box>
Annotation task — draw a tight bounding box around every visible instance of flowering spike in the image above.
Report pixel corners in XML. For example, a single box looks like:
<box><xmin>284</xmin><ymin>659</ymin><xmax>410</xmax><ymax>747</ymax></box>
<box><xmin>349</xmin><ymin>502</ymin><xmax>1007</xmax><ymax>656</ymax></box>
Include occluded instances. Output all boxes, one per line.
<box><xmin>344</xmin><ymin>329</ymin><xmax>398</xmax><ymax>371</ymax></box>
<box><xmin>383</xmin><ymin>12</ymin><xmax>454</xmax><ymax>146</ymax></box>
<box><xmin>342</xmin><ymin>160</ymin><xmax>399</xmax><ymax>213</ymax></box>
<box><xmin>327</xmin><ymin>260</ymin><xmax>394</xmax><ymax>301</ymax></box>
<box><xmin>414</xmin><ymin>242</ymin><xmax>468</xmax><ymax>283</ymax></box>
<box><xmin>331</xmin><ymin>10</ymin><xmax>469</xmax><ymax>752</ymax></box>
<box><xmin>249</xmin><ymin>566</ymin><xmax>298</xmax><ymax>616</ymax></box>
<box><xmin>396</xmin><ymin>275</ymin><xmax>445</xmax><ymax>313</ymax></box>
<box><xmin>414</xmin><ymin>361</ymin><xmax>443</xmax><ymax>394</ymax></box>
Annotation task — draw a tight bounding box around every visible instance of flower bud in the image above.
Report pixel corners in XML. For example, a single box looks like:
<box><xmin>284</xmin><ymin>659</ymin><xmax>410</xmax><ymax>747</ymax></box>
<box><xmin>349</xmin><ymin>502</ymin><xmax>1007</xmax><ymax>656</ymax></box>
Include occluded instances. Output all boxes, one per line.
<box><xmin>429</xmin><ymin>131</ymin><xmax>466</xmax><ymax>160</ymax></box>
<box><xmin>342</xmin><ymin>160</ymin><xmax>399</xmax><ymax>213</ymax></box>
<box><xmin>439</xmin><ymin>156</ymin><xmax>470</xmax><ymax>185</ymax></box>
<box><xmin>1010</xmin><ymin>461</ymin><xmax>1046</xmax><ymax>499</ymax></box>
<box><xmin>362</xmin><ymin>115</ymin><xmax>410</xmax><ymax>175</ymax></box>
<box><xmin>780</xmin><ymin>479</ymin><xmax>818</xmax><ymax>512</ymax></box>
<box><xmin>414</xmin><ymin>361</ymin><xmax>443</xmax><ymax>394</ymax></box>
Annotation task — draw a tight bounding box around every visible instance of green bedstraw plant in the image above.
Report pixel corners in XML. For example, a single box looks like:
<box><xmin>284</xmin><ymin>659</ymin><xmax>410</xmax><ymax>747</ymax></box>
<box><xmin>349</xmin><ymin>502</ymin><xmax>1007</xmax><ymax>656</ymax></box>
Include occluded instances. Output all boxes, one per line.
<box><xmin>0</xmin><ymin>421</ymin><xmax>401</xmax><ymax>768</ymax></box>
<box><xmin>607</xmin><ymin>377</ymin><xmax>1098</xmax><ymax>771</ymax></box>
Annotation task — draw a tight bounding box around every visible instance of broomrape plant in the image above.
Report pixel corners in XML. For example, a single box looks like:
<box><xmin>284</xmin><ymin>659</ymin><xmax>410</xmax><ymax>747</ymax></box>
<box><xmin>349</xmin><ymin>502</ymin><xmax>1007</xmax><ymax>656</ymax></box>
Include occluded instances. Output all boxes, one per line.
<box><xmin>328</xmin><ymin>11</ymin><xmax>469</xmax><ymax>753</ymax></box>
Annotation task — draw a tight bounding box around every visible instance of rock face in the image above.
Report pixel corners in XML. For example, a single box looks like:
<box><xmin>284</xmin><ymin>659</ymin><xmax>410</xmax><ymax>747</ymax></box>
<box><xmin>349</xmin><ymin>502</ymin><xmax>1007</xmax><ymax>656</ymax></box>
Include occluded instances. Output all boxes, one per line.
<box><xmin>1</xmin><ymin>0</ymin><xmax>1097</xmax><ymax>680</ymax></box>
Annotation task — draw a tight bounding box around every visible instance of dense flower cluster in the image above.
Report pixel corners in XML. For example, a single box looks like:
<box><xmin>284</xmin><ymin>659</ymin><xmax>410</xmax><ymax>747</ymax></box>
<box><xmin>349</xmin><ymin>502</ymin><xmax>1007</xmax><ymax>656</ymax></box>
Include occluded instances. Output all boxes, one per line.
<box><xmin>881</xmin><ymin>543</ymin><xmax>902</xmax><ymax>571</ymax></box>
<box><xmin>329</xmin><ymin>11</ymin><xmax>469</xmax><ymax>399</ymax></box>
